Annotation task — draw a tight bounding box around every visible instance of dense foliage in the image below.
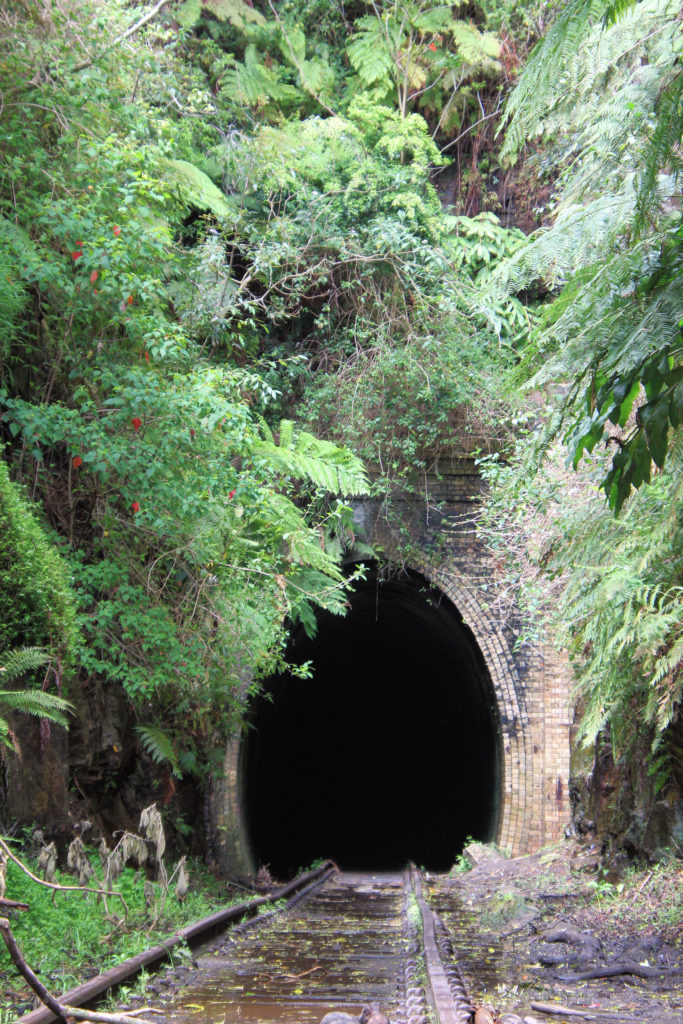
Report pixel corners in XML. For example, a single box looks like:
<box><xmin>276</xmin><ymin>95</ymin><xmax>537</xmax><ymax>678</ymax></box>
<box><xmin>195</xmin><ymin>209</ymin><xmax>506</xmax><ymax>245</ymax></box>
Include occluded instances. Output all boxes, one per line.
<box><xmin>1</xmin><ymin>0</ymin><xmax>680</xmax><ymax>842</ymax></box>
<box><xmin>0</xmin><ymin>460</ymin><xmax>76</xmax><ymax>663</ymax></box>
<box><xmin>0</xmin><ymin>0</ymin><xmax>375</xmax><ymax>776</ymax></box>
<box><xmin>0</xmin><ymin>0</ymin><xmax>519</xmax><ymax>783</ymax></box>
<box><xmin>0</xmin><ymin>840</ymin><xmax>227</xmax><ymax>997</ymax></box>
<box><xmin>482</xmin><ymin>0</ymin><xmax>682</xmax><ymax>782</ymax></box>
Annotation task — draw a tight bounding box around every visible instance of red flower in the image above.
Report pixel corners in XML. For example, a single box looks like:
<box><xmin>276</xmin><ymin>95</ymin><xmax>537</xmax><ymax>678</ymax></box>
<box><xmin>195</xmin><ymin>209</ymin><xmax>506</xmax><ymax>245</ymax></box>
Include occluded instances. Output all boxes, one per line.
<box><xmin>131</xmin><ymin>417</ymin><xmax>142</xmax><ymax>432</ymax></box>
<box><xmin>428</xmin><ymin>42</ymin><xmax>437</xmax><ymax>51</ymax></box>
<box><xmin>72</xmin><ymin>455</ymin><xmax>83</xmax><ymax>469</ymax></box>
<box><xmin>72</xmin><ymin>251</ymin><xmax>82</xmax><ymax>261</ymax></box>
<box><xmin>144</xmin><ymin>350</ymin><xmax>150</xmax><ymax>363</ymax></box>
<box><xmin>131</xmin><ymin>500</ymin><xmax>140</xmax><ymax>513</ymax></box>
<box><xmin>190</xmin><ymin>428</ymin><xmax>196</xmax><ymax>439</ymax></box>
<box><xmin>113</xmin><ymin>225</ymin><xmax>121</xmax><ymax>237</ymax></box>
<box><xmin>228</xmin><ymin>490</ymin><xmax>236</xmax><ymax>500</ymax></box>
<box><xmin>90</xmin><ymin>270</ymin><xmax>98</xmax><ymax>284</ymax></box>
<box><xmin>127</xmin><ymin>294</ymin><xmax>133</xmax><ymax>305</ymax></box>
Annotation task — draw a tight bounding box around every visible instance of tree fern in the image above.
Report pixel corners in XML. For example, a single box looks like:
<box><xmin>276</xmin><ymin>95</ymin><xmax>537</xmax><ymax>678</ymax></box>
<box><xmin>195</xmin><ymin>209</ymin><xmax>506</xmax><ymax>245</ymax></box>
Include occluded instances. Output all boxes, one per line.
<box><xmin>347</xmin><ymin>16</ymin><xmax>395</xmax><ymax>89</ymax></box>
<box><xmin>546</xmin><ymin>443</ymin><xmax>683</xmax><ymax>755</ymax></box>
<box><xmin>491</xmin><ymin>0</ymin><xmax>682</xmax><ymax>511</ymax></box>
<box><xmin>501</xmin><ymin>0</ymin><xmax>624</xmax><ymax>162</ymax></box>
<box><xmin>161</xmin><ymin>159</ymin><xmax>238</xmax><ymax>221</ymax></box>
<box><xmin>635</xmin><ymin>71</ymin><xmax>683</xmax><ymax>230</ymax></box>
<box><xmin>219</xmin><ymin>45</ymin><xmax>300</xmax><ymax>111</ymax></box>
<box><xmin>176</xmin><ymin>0</ymin><xmax>265</xmax><ymax>29</ymax></box>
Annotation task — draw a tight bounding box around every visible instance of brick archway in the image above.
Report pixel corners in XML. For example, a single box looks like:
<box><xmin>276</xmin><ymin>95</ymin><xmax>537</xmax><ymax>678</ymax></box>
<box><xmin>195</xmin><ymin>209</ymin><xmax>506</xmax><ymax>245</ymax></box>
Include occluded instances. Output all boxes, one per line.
<box><xmin>206</xmin><ymin>460</ymin><xmax>571</xmax><ymax>877</ymax></box>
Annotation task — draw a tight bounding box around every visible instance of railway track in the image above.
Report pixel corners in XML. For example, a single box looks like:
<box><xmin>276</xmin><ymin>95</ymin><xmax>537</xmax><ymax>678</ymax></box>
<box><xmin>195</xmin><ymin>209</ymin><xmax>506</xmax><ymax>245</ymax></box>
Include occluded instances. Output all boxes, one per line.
<box><xmin>141</xmin><ymin>866</ymin><xmax>477</xmax><ymax>1024</ymax></box>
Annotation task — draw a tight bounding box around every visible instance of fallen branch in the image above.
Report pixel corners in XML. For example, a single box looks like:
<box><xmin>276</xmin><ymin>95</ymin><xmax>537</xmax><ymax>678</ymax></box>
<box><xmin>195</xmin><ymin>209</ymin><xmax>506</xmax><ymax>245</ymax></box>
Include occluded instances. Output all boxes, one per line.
<box><xmin>0</xmin><ymin>920</ymin><xmax>159</xmax><ymax>1024</ymax></box>
<box><xmin>530</xmin><ymin>1001</ymin><xmax>629</xmax><ymax>1020</ymax></box>
<box><xmin>281</xmin><ymin>965</ymin><xmax>322</xmax><ymax>981</ymax></box>
<box><xmin>0</xmin><ymin>836</ymin><xmax>129</xmax><ymax>920</ymax></box>
<box><xmin>0</xmin><ymin>896</ymin><xmax>29</xmax><ymax>911</ymax></box>
<box><xmin>557</xmin><ymin>960</ymin><xmax>676</xmax><ymax>981</ymax></box>
<box><xmin>0</xmin><ymin>916</ymin><xmax>68</xmax><ymax>1023</ymax></box>
<box><xmin>62</xmin><ymin>1006</ymin><xmax>160</xmax><ymax>1024</ymax></box>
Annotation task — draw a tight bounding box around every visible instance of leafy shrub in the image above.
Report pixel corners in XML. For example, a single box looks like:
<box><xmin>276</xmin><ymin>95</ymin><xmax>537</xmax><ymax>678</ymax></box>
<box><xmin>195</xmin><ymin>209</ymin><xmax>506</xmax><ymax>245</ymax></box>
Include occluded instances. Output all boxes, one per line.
<box><xmin>0</xmin><ymin>461</ymin><xmax>76</xmax><ymax>673</ymax></box>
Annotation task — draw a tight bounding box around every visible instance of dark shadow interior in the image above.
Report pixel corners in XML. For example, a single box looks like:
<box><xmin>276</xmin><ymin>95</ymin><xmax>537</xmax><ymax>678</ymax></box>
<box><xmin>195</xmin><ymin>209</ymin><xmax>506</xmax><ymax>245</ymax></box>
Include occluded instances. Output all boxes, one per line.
<box><xmin>243</xmin><ymin>566</ymin><xmax>501</xmax><ymax>876</ymax></box>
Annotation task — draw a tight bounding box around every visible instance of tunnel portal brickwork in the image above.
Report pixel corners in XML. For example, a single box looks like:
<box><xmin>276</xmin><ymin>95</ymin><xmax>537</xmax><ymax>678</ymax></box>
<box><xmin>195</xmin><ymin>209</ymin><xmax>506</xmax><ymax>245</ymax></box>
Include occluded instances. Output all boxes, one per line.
<box><xmin>207</xmin><ymin>458</ymin><xmax>572</xmax><ymax>876</ymax></box>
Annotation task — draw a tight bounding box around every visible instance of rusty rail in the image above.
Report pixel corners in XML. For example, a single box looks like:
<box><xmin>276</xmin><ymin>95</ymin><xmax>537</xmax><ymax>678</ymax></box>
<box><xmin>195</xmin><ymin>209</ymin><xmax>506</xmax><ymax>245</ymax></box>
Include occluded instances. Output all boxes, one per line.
<box><xmin>15</xmin><ymin>863</ymin><xmax>477</xmax><ymax>1024</ymax></box>
<box><xmin>409</xmin><ymin>865</ymin><xmax>473</xmax><ymax>1024</ymax></box>
<box><xmin>16</xmin><ymin>861</ymin><xmax>335</xmax><ymax>1024</ymax></box>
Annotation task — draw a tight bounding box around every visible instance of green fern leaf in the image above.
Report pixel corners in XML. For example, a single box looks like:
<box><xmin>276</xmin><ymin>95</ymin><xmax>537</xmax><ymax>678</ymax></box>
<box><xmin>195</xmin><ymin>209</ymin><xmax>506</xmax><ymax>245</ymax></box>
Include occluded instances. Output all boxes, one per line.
<box><xmin>451</xmin><ymin>21</ymin><xmax>501</xmax><ymax>71</ymax></box>
<box><xmin>277</xmin><ymin>419</ymin><xmax>294</xmax><ymax>450</ymax></box>
<box><xmin>347</xmin><ymin>19</ymin><xmax>394</xmax><ymax>88</ymax></box>
<box><xmin>413</xmin><ymin>8</ymin><xmax>454</xmax><ymax>33</ymax></box>
<box><xmin>203</xmin><ymin>0</ymin><xmax>265</xmax><ymax>28</ymax></box>
<box><xmin>135</xmin><ymin>724</ymin><xmax>181</xmax><ymax>777</ymax></box>
<box><xmin>253</xmin><ymin>420</ymin><xmax>368</xmax><ymax>496</ymax></box>
<box><xmin>176</xmin><ymin>0</ymin><xmax>202</xmax><ymax>29</ymax></box>
<box><xmin>0</xmin><ymin>688</ymin><xmax>73</xmax><ymax>727</ymax></box>
<box><xmin>0</xmin><ymin>646</ymin><xmax>49</xmax><ymax>682</ymax></box>
<box><xmin>161</xmin><ymin>159</ymin><xmax>238</xmax><ymax>221</ymax></box>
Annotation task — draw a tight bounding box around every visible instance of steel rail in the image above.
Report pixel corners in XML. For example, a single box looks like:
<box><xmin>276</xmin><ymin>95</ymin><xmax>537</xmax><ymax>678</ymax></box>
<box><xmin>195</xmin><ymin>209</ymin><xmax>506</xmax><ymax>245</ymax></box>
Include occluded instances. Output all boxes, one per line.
<box><xmin>16</xmin><ymin>861</ymin><xmax>336</xmax><ymax>1024</ymax></box>
<box><xmin>408</xmin><ymin>865</ymin><xmax>473</xmax><ymax>1024</ymax></box>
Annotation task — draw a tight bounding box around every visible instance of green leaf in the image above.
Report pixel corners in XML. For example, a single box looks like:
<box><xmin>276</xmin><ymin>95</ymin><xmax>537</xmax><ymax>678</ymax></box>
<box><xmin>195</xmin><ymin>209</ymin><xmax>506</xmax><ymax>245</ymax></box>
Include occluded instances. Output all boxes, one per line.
<box><xmin>639</xmin><ymin>399</ymin><xmax>669</xmax><ymax>468</ymax></box>
<box><xmin>161</xmin><ymin>159</ymin><xmax>238</xmax><ymax>221</ymax></box>
<box><xmin>203</xmin><ymin>0</ymin><xmax>265</xmax><ymax>27</ymax></box>
<box><xmin>135</xmin><ymin>724</ymin><xmax>181</xmax><ymax>777</ymax></box>
<box><xmin>176</xmin><ymin>0</ymin><xmax>202</xmax><ymax>29</ymax></box>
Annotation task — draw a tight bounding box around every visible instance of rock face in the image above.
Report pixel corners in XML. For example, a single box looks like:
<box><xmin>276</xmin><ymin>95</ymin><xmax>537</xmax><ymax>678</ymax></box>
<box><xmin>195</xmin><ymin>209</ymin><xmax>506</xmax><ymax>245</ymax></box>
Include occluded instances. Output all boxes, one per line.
<box><xmin>2</xmin><ymin>676</ymin><xmax>205</xmax><ymax>853</ymax></box>
<box><xmin>570</xmin><ymin>715</ymin><xmax>683</xmax><ymax>865</ymax></box>
<box><xmin>4</xmin><ymin>718</ymin><xmax>69</xmax><ymax>833</ymax></box>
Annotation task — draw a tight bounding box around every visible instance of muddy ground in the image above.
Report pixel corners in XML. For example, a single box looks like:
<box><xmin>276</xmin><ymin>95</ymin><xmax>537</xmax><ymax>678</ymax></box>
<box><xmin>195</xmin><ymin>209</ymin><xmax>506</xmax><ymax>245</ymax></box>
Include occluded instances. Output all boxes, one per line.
<box><xmin>430</xmin><ymin>841</ymin><xmax>682</xmax><ymax>1023</ymax></box>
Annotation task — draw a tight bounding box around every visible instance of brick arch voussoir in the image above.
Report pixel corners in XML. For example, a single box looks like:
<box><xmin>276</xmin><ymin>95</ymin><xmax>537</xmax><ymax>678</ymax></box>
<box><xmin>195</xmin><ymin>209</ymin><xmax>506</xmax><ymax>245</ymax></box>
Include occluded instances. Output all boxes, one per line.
<box><xmin>415</xmin><ymin>561</ymin><xmax>535</xmax><ymax>854</ymax></box>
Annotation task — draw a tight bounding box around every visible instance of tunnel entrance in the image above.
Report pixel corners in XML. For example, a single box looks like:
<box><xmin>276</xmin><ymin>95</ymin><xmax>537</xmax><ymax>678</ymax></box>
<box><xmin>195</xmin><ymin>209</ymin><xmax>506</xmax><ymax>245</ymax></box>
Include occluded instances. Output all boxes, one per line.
<box><xmin>243</xmin><ymin>565</ymin><xmax>502</xmax><ymax>876</ymax></box>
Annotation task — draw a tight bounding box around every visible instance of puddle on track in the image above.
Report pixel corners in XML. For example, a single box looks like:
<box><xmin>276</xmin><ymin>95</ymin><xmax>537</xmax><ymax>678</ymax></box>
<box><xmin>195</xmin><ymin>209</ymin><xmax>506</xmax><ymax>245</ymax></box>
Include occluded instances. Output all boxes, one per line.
<box><xmin>154</xmin><ymin>873</ymin><xmax>407</xmax><ymax>1024</ymax></box>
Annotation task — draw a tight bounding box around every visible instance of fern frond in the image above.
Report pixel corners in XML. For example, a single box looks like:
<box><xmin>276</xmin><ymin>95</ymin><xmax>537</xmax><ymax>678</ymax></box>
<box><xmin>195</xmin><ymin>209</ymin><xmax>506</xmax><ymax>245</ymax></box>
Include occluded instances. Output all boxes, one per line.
<box><xmin>135</xmin><ymin>724</ymin><xmax>181</xmax><ymax>777</ymax></box>
<box><xmin>347</xmin><ymin>17</ymin><xmax>395</xmax><ymax>88</ymax></box>
<box><xmin>0</xmin><ymin>646</ymin><xmax>49</xmax><ymax>682</ymax></box>
<box><xmin>501</xmin><ymin>0</ymin><xmax>679</xmax><ymax>163</ymax></box>
<box><xmin>176</xmin><ymin>0</ymin><xmax>202</xmax><ymax>28</ymax></box>
<box><xmin>277</xmin><ymin>419</ymin><xmax>294</xmax><ymax>450</ymax></box>
<box><xmin>501</xmin><ymin>0</ymin><xmax>607</xmax><ymax>161</ymax></box>
<box><xmin>635</xmin><ymin>71</ymin><xmax>683</xmax><ymax>230</ymax></box>
<box><xmin>0</xmin><ymin>688</ymin><xmax>73</xmax><ymax>727</ymax></box>
<box><xmin>203</xmin><ymin>0</ymin><xmax>265</xmax><ymax>27</ymax></box>
<box><xmin>254</xmin><ymin>419</ymin><xmax>369</xmax><ymax>496</ymax></box>
<box><xmin>412</xmin><ymin>7</ymin><xmax>453</xmax><ymax>34</ymax></box>
<box><xmin>161</xmin><ymin>159</ymin><xmax>238</xmax><ymax>221</ymax></box>
<box><xmin>220</xmin><ymin>45</ymin><xmax>300</xmax><ymax>110</ymax></box>
<box><xmin>450</xmin><ymin>21</ymin><xmax>501</xmax><ymax>72</ymax></box>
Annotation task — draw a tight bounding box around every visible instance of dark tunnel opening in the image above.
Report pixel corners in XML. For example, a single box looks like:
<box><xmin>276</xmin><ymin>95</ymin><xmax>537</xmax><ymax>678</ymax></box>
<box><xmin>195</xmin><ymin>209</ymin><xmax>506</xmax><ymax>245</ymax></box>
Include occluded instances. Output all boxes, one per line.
<box><xmin>243</xmin><ymin>565</ymin><xmax>502</xmax><ymax>876</ymax></box>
